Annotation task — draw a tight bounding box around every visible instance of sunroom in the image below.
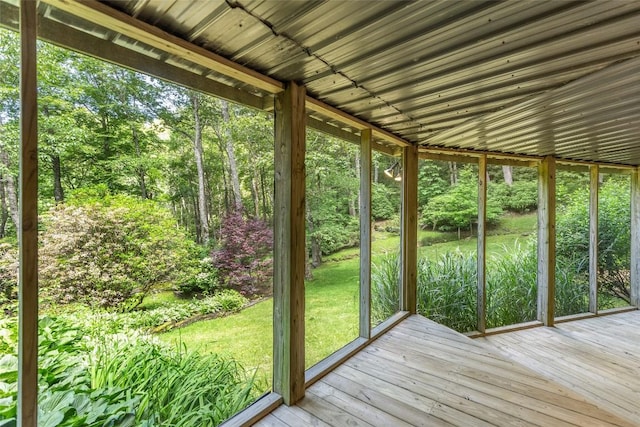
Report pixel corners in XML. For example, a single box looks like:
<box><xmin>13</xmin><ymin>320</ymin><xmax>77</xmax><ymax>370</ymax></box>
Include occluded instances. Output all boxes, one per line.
<box><xmin>5</xmin><ymin>1</ymin><xmax>640</xmax><ymax>426</ymax></box>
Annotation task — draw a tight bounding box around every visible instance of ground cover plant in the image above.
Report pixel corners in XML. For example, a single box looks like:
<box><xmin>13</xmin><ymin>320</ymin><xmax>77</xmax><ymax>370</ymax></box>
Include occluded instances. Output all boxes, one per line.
<box><xmin>0</xmin><ymin>314</ymin><xmax>259</xmax><ymax>427</ymax></box>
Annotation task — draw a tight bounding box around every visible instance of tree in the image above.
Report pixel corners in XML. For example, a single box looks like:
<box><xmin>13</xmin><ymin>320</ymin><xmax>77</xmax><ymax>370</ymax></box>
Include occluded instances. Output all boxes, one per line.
<box><xmin>39</xmin><ymin>190</ymin><xmax>197</xmax><ymax>310</ymax></box>
<box><xmin>422</xmin><ymin>166</ymin><xmax>502</xmax><ymax>235</ymax></box>
<box><xmin>211</xmin><ymin>209</ymin><xmax>273</xmax><ymax>296</ymax></box>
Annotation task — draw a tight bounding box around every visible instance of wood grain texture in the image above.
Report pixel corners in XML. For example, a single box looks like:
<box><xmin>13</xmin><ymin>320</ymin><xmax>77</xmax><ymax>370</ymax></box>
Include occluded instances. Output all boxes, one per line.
<box><xmin>537</xmin><ymin>156</ymin><xmax>556</xmax><ymax>325</ymax></box>
<box><xmin>257</xmin><ymin>314</ymin><xmax>636</xmax><ymax>426</ymax></box>
<box><xmin>589</xmin><ymin>164</ymin><xmax>599</xmax><ymax>313</ymax></box>
<box><xmin>273</xmin><ymin>82</ymin><xmax>306</xmax><ymax>405</ymax></box>
<box><xmin>631</xmin><ymin>167</ymin><xmax>640</xmax><ymax>307</ymax></box>
<box><xmin>401</xmin><ymin>146</ymin><xmax>418</xmax><ymax>314</ymax></box>
<box><xmin>18</xmin><ymin>1</ymin><xmax>38</xmax><ymax>426</ymax></box>
<box><xmin>43</xmin><ymin>0</ymin><xmax>284</xmax><ymax>93</ymax></box>
<box><xmin>359</xmin><ymin>129</ymin><xmax>372</xmax><ymax>338</ymax></box>
<box><xmin>477</xmin><ymin>154</ymin><xmax>487</xmax><ymax>333</ymax></box>
<box><xmin>482</xmin><ymin>310</ymin><xmax>640</xmax><ymax>425</ymax></box>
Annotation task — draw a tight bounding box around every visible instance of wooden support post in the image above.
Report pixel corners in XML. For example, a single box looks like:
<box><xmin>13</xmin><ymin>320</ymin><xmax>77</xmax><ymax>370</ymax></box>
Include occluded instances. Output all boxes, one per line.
<box><xmin>18</xmin><ymin>1</ymin><xmax>38</xmax><ymax>426</ymax></box>
<box><xmin>401</xmin><ymin>145</ymin><xmax>418</xmax><ymax>314</ymax></box>
<box><xmin>273</xmin><ymin>81</ymin><xmax>306</xmax><ymax>405</ymax></box>
<box><xmin>589</xmin><ymin>165</ymin><xmax>599</xmax><ymax>313</ymax></box>
<box><xmin>630</xmin><ymin>167</ymin><xmax>640</xmax><ymax>307</ymax></box>
<box><xmin>537</xmin><ymin>156</ymin><xmax>556</xmax><ymax>326</ymax></box>
<box><xmin>359</xmin><ymin>129</ymin><xmax>372</xmax><ymax>338</ymax></box>
<box><xmin>477</xmin><ymin>155</ymin><xmax>487</xmax><ymax>333</ymax></box>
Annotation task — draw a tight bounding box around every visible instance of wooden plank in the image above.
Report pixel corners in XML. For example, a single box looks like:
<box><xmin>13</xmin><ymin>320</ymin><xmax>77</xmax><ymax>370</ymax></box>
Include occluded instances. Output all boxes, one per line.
<box><xmin>305</xmin><ymin>97</ymin><xmax>410</xmax><ymax>148</ymax></box>
<box><xmin>44</xmin><ymin>0</ymin><xmax>284</xmax><ymax>93</ymax></box>
<box><xmin>220</xmin><ymin>393</ymin><xmax>283</xmax><ymax>427</ymax></box>
<box><xmin>537</xmin><ymin>156</ymin><xmax>556</xmax><ymax>326</ymax></box>
<box><xmin>589</xmin><ymin>164</ymin><xmax>599</xmax><ymax>313</ymax></box>
<box><xmin>307</xmin><ymin>382</ymin><xmax>414</xmax><ymax>427</ymax></box>
<box><xmin>273</xmin><ymin>82</ymin><xmax>306</xmax><ymax>405</ymax></box>
<box><xmin>360</xmin><ymin>129</ymin><xmax>372</xmax><ymax>338</ymax></box>
<box><xmin>401</xmin><ymin>145</ymin><xmax>418</xmax><ymax>314</ymax></box>
<box><xmin>18</xmin><ymin>1</ymin><xmax>38</xmax><ymax>426</ymax></box>
<box><xmin>631</xmin><ymin>167</ymin><xmax>640</xmax><ymax>307</ymax></box>
<box><xmin>304</xmin><ymin>337</ymin><xmax>368</xmax><ymax>388</ymax></box>
<box><xmin>477</xmin><ymin>154</ymin><xmax>487</xmax><ymax>333</ymax></box>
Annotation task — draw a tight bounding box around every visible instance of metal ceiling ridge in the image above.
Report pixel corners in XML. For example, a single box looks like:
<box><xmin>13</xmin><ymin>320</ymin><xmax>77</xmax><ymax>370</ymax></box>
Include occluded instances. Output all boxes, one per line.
<box><xmin>42</xmin><ymin>0</ymin><xmax>412</xmax><ymax>150</ymax></box>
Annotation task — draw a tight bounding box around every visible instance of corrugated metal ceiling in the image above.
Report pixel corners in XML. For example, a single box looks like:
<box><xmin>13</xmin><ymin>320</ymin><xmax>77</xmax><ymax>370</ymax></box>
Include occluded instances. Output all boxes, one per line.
<box><xmin>6</xmin><ymin>0</ymin><xmax>640</xmax><ymax>165</ymax></box>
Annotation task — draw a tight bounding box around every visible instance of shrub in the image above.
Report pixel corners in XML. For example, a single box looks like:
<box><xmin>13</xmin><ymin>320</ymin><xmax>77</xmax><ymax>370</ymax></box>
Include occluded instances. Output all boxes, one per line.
<box><xmin>371</xmin><ymin>182</ymin><xmax>398</xmax><ymax>220</ymax></box>
<box><xmin>178</xmin><ymin>256</ymin><xmax>220</xmax><ymax>295</ymax></box>
<box><xmin>490</xmin><ymin>180</ymin><xmax>538</xmax><ymax>213</ymax></box>
<box><xmin>556</xmin><ymin>177</ymin><xmax>631</xmax><ymax>303</ymax></box>
<box><xmin>211</xmin><ymin>210</ymin><xmax>273</xmax><ymax>296</ymax></box>
<box><xmin>422</xmin><ymin>168</ymin><xmax>502</xmax><ymax>232</ymax></box>
<box><xmin>0</xmin><ymin>242</ymin><xmax>17</xmax><ymax>314</ymax></box>
<box><xmin>0</xmin><ymin>314</ymin><xmax>259</xmax><ymax>426</ymax></box>
<box><xmin>39</xmin><ymin>193</ymin><xmax>197</xmax><ymax>310</ymax></box>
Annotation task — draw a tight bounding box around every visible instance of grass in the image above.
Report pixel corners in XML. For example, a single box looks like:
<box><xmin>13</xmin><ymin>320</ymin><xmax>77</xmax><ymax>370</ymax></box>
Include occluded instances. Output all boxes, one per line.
<box><xmin>159</xmin><ymin>212</ymin><xmax>538</xmax><ymax>387</ymax></box>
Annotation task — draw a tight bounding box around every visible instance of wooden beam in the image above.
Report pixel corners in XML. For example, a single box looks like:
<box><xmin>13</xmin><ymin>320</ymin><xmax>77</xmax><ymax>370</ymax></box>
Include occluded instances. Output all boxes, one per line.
<box><xmin>589</xmin><ymin>165</ymin><xmax>599</xmax><ymax>313</ymax></box>
<box><xmin>18</xmin><ymin>1</ymin><xmax>38</xmax><ymax>426</ymax></box>
<box><xmin>43</xmin><ymin>0</ymin><xmax>284</xmax><ymax>93</ymax></box>
<box><xmin>401</xmin><ymin>145</ymin><xmax>418</xmax><ymax>314</ymax></box>
<box><xmin>273</xmin><ymin>82</ymin><xmax>306</xmax><ymax>405</ymax></box>
<box><xmin>537</xmin><ymin>156</ymin><xmax>556</xmax><ymax>326</ymax></box>
<box><xmin>359</xmin><ymin>129</ymin><xmax>372</xmax><ymax>339</ymax></box>
<box><xmin>477</xmin><ymin>155</ymin><xmax>487</xmax><ymax>333</ymax></box>
<box><xmin>631</xmin><ymin>167</ymin><xmax>640</xmax><ymax>307</ymax></box>
<box><xmin>305</xmin><ymin>97</ymin><xmax>410</xmax><ymax>148</ymax></box>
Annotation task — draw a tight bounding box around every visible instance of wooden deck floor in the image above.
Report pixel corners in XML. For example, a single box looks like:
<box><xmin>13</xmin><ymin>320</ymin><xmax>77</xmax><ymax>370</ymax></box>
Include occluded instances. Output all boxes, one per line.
<box><xmin>255</xmin><ymin>312</ymin><xmax>639</xmax><ymax>426</ymax></box>
<box><xmin>479</xmin><ymin>310</ymin><xmax>640</xmax><ymax>425</ymax></box>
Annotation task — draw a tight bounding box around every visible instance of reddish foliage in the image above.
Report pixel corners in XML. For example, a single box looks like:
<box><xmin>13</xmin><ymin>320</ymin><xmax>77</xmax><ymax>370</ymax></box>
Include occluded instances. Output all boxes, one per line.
<box><xmin>211</xmin><ymin>210</ymin><xmax>273</xmax><ymax>296</ymax></box>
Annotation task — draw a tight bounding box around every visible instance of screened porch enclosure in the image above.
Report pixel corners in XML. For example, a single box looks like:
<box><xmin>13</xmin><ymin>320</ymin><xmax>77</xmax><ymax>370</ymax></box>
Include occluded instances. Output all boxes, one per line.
<box><xmin>6</xmin><ymin>1</ymin><xmax>640</xmax><ymax>426</ymax></box>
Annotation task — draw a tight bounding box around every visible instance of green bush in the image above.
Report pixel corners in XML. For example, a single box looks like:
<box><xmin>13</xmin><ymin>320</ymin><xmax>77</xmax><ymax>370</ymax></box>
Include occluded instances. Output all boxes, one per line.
<box><xmin>0</xmin><ymin>243</ymin><xmax>17</xmax><ymax>314</ymax></box>
<box><xmin>178</xmin><ymin>257</ymin><xmax>220</xmax><ymax>295</ymax></box>
<box><xmin>371</xmin><ymin>243</ymin><xmax>596</xmax><ymax>332</ymax></box>
<box><xmin>371</xmin><ymin>182</ymin><xmax>398</xmax><ymax>220</ymax></box>
<box><xmin>0</xmin><ymin>314</ymin><xmax>259</xmax><ymax>426</ymax></box>
<box><xmin>556</xmin><ymin>176</ymin><xmax>631</xmax><ymax>303</ymax></box>
<box><xmin>422</xmin><ymin>168</ymin><xmax>502</xmax><ymax>232</ymax></box>
<box><xmin>490</xmin><ymin>180</ymin><xmax>538</xmax><ymax>213</ymax></box>
<box><xmin>39</xmin><ymin>193</ymin><xmax>198</xmax><ymax>310</ymax></box>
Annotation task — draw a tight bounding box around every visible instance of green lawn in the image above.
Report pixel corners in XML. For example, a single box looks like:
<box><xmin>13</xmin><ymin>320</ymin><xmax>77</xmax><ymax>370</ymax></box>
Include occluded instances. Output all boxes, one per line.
<box><xmin>159</xmin><ymin>212</ymin><xmax>537</xmax><ymax>388</ymax></box>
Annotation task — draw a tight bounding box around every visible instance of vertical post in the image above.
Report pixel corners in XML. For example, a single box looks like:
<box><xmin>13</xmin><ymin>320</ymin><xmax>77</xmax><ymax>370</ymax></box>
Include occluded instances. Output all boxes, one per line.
<box><xmin>273</xmin><ymin>82</ymin><xmax>306</xmax><ymax>405</ymax></box>
<box><xmin>630</xmin><ymin>167</ymin><xmax>640</xmax><ymax>307</ymax></box>
<box><xmin>477</xmin><ymin>155</ymin><xmax>487</xmax><ymax>333</ymax></box>
<box><xmin>537</xmin><ymin>156</ymin><xmax>556</xmax><ymax>326</ymax></box>
<box><xmin>18</xmin><ymin>1</ymin><xmax>38</xmax><ymax>426</ymax></box>
<box><xmin>359</xmin><ymin>129</ymin><xmax>372</xmax><ymax>338</ymax></box>
<box><xmin>401</xmin><ymin>145</ymin><xmax>418</xmax><ymax>314</ymax></box>
<box><xmin>589</xmin><ymin>165</ymin><xmax>599</xmax><ymax>313</ymax></box>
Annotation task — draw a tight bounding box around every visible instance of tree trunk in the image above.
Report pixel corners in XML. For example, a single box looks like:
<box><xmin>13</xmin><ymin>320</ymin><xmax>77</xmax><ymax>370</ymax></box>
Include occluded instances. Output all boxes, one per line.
<box><xmin>251</xmin><ymin>171</ymin><xmax>260</xmax><ymax>217</ymax></box>
<box><xmin>52</xmin><ymin>154</ymin><xmax>65</xmax><ymax>202</ymax></box>
<box><xmin>221</xmin><ymin>100</ymin><xmax>243</xmax><ymax>211</ymax></box>
<box><xmin>449</xmin><ymin>162</ymin><xmax>458</xmax><ymax>185</ymax></box>
<box><xmin>0</xmin><ymin>176</ymin><xmax>7</xmax><ymax>238</ymax></box>
<box><xmin>191</xmin><ymin>93</ymin><xmax>210</xmax><ymax>244</ymax></box>
<box><xmin>0</xmin><ymin>150</ymin><xmax>18</xmax><ymax>230</ymax></box>
<box><xmin>502</xmin><ymin>165</ymin><xmax>513</xmax><ymax>186</ymax></box>
<box><xmin>132</xmin><ymin>126</ymin><xmax>148</xmax><ymax>199</ymax></box>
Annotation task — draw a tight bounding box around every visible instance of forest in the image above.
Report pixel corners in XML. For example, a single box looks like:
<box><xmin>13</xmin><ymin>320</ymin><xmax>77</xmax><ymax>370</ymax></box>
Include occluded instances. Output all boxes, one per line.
<box><xmin>0</xmin><ymin>28</ymin><xmax>634</xmax><ymax>426</ymax></box>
